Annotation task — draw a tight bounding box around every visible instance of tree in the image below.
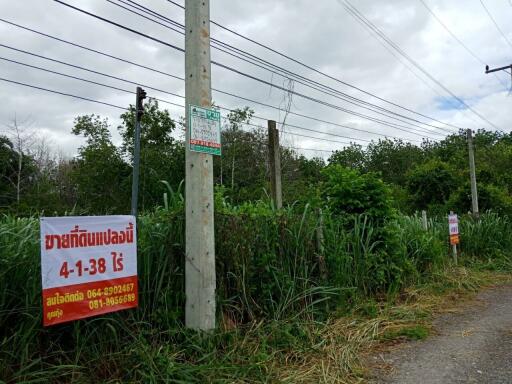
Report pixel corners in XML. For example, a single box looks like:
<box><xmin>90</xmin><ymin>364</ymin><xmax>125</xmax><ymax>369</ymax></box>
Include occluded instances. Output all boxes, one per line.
<box><xmin>321</xmin><ymin>164</ymin><xmax>394</xmax><ymax>224</ymax></box>
<box><xmin>328</xmin><ymin>143</ymin><xmax>367</xmax><ymax>171</ymax></box>
<box><xmin>2</xmin><ymin>116</ymin><xmax>38</xmax><ymax>205</ymax></box>
<box><xmin>405</xmin><ymin>159</ymin><xmax>457</xmax><ymax>211</ymax></box>
<box><xmin>365</xmin><ymin>139</ymin><xmax>424</xmax><ymax>185</ymax></box>
<box><xmin>118</xmin><ymin>98</ymin><xmax>184</xmax><ymax>211</ymax></box>
<box><xmin>71</xmin><ymin>115</ymin><xmax>130</xmax><ymax>213</ymax></box>
<box><xmin>0</xmin><ymin>135</ymin><xmax>17</xmax><ymax>209</ymax></box>
<box><xmin>213</xmin><ymin>107</ymin><xmax>269</xmax><ymax>203</ymax></box>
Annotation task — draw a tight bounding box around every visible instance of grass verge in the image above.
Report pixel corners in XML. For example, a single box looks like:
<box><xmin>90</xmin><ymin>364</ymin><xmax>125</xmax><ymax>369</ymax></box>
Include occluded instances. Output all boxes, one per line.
<box><xmin>274</xmin><ymin>267</ymin><xmax>512</xmax><ymax>383</ymax></box>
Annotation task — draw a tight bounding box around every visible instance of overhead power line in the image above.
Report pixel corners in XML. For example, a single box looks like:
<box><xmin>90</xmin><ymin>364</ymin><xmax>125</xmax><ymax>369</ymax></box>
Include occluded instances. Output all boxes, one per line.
<box><xmin>419</xmin><ymin>0</ymin><xmax>510</xmax><ymax>84</ymax></box>
<box><xmin>0</xmin><ymin>73</ymin><xmax>363</xmax><ymax>148</ymax></box>
<box><xmin>0</xmin><ymin>77</ymin><xmax>127</xmax><ymax>110</ymax></box>
<box><xmin>341</xmin><ymin>0</ymin><xmax>502</xmax><ymax>131</ymax></box>
<box><xmin>0</xmin><ymin>74</ymin><xmax>353</xmax><ymax>154</ymax></box>
<box><xmin>45</xmin><ymin>2</ymin><xmax>442</xmax><ymax>140</ymax></box>
<box><xmin>0</xmin><ymin>54</ymin><xmax>377</xmax><ymax>145</ymax></box>
<box><xmin>0</xmin><ymin>29</ymin><xmax>415</xmax><ymax>142</ymax></box>
<box><xmin>164</xmin><ymin>0</ymin><xmax>460</xmax><ymax>132</ymax></box>
<box><xmin>107</xmin><ymin>0</ymin><xmax>451</xmax><ymax>136</ymax></box>
<box><xmin>479</xmin><ymin>0</ymin><xmax>512</xmax><ymax>53</ymax></box>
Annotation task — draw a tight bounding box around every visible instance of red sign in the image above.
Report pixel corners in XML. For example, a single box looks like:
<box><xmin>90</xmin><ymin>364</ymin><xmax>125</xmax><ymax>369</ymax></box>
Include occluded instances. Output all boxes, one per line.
<box><xmin>40</xmin><ymin>216</ymin><xmax>138</xmax><ymax>326</ymax></box>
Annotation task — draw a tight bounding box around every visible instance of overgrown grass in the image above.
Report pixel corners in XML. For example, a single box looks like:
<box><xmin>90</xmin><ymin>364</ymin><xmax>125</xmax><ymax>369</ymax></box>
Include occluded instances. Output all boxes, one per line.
<box><xmin>1</xmin><ymin>209</ymin><xmax>511</xmax><ymax>383</ymax></box>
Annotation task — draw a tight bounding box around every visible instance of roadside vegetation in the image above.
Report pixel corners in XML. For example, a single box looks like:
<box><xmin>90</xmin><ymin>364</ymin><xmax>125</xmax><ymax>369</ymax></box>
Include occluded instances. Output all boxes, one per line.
<box><xmin>2</xmin><ymin>102</ymin><xmax>512</xmax><ymax>382</ymax></box>
<box><xmin>2</xmin><ymin>205</ymin><xmax>512</xmax><ymax>382</ymax></box>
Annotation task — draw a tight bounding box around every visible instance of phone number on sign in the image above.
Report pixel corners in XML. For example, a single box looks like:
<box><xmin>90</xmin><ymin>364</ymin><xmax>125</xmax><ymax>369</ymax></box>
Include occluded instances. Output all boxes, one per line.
<box><xmin>86</xmin><ymin>283</ymin><xmax>135</xmax><ymax>299</ymax></box>
<box><xmin>88</xmin><ymin>293</ymin><xmax>136</xmax><ymax>310</ymax></box>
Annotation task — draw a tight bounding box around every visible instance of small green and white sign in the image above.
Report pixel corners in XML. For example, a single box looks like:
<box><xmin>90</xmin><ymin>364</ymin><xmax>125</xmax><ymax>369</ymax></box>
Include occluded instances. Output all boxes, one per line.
<box><xmin>189</xmin><ymin>105</ymin><xmax>221</xmax><ymax>156</ymax></box>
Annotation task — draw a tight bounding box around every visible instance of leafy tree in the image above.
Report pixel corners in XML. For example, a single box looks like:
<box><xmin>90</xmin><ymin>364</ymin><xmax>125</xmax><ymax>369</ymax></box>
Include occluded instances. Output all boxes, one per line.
<box><xmin>405</xmin><ymin>159</ymin><xmax>457</xmax><ymax>211</ymax></box>
<box><xmin>448</xmin><ymin>183</ymin><xmax>512</xmax><ymax>216</ymax></box>
<box><xmin>365</xmin><ymin>139</ymin><xmax>424</xmax><ymax>185</ymax></box>
<box><xmin>118</xmin><ymin>98</ymin><xmax>184</xmax><ymax>211</ymax></box>
<box><xmin>214</xmin><ymin>108</ymin><xmax>269</xmax><ymax>203</ymax></box>
<box><xmin>321</xmin><ymin>165</ymin><xmax>394</xmax><ymax>224</ymax></box>
<box><xmin>328</xmin><ymin>143</ymin><xmax>367</xmax><ymax>171</ymax></box>
<box><xmin>0</xmin><ymin>136</ymin><xmax>17</xmax><ymax>209</ymax></box>
<box><xmin>71</xmin><ymin>115</ymin><xmax>130</xmax><ymax>213</ymax></box>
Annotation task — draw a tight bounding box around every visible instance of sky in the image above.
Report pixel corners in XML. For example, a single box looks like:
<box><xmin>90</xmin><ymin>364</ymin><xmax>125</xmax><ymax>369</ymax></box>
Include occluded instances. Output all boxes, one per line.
<box><xmin>0</xmin><ymin>0</ymin><xmax>511</xmax><ymax>159</ymax></box>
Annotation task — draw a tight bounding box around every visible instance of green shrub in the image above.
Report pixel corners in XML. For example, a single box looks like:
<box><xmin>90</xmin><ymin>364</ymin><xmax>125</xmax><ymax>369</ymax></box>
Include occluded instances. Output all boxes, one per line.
<box><xmin>321</xmin><ymin>165</ymin><xmax>395</xmax><ymax>225</ymax></box>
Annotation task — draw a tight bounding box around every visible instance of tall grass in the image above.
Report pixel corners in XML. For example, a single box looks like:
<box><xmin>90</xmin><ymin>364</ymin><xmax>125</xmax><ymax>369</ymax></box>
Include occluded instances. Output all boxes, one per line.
<box><xmin>1</xmin><ymin>208</ymin><xmax>511</xmax><ymax>382</ymax></box>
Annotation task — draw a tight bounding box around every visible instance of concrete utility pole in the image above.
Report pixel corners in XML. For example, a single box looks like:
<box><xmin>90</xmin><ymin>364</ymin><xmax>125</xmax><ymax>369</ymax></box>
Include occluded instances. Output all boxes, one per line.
<box><xmin>184</xmin><ymin>0</ymin><xmax>216</xmax><ymax>330</ymax></box>
<box><xmin>131</xmin><ymin>86</ymin><xmax>146</xmax><ymax>216</ymax></box>
<box><xmin>421</xmin><ymin>210</ymin><xmax>428</xmax><ymax>230</ymax></box>
<box><xmin>467</xmin><ymin>129</ymin><xmax>479</xmax><ymax>218</ymax></box>
<box><xmin>268</xmin><ymin>120</ymin><xmax>282</xmax><ymax>209</ymax></box>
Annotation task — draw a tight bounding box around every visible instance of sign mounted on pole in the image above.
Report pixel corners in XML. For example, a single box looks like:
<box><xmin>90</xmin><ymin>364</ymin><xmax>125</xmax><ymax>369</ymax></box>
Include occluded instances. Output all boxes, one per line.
<box><xmin>189</xmin><ymin>105</ymin><xmax>221</xmax><ymax>155</ymax></box>
<box><xmin>448</xmin><ymin>213</ymin><xmax>459</xmax><ymax>245</ymax></box>
<box><xmin>40</xmin><ymin>216</ymin><xmax>138</xmax><ymax>326</ymax></box>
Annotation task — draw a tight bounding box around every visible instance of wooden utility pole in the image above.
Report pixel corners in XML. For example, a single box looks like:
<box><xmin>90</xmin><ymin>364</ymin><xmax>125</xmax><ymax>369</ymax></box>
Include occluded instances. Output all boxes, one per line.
<box><xmin>467</xmin><ymin>129</ymin><xmax>479</xmax><ymax>218</ymax></box>
<box><xmin>185</xmin><ymin>0</ymin><xmax>216</xmax><ymax>330</ymax></box>
<box><xmin>131</xmin><ymin>86</ymin><xmax>146</xmax><ymax>217</ymax></box>
<box><xmin>268</xmin><ymin>120</ymin><xmax>282</xmax><ymax>209</ymax></box>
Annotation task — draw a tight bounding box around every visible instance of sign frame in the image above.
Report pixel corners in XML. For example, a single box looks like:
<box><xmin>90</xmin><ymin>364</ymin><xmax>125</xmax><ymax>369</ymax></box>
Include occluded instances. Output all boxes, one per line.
<box><xmin>448</xmin><ymin>213</ymin><xmax>459</xmax><ymax>245</ymax></box>
<box><xmin>40</xmin><ymin>215</ymin><xmax>138</xmax><ymax>326</ymax></box>
<box><xmin>188</xmin><ymin>104</ymin><xmax>222</xmax><ymax>156</ymax></box>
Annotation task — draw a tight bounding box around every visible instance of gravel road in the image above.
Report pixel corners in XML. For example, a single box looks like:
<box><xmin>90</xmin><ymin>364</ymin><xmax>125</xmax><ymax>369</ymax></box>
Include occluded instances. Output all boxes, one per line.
<box><xmin>371</xmin><ymin>284</ymin><xmax>512</xmax><ymax>384</ymax></box>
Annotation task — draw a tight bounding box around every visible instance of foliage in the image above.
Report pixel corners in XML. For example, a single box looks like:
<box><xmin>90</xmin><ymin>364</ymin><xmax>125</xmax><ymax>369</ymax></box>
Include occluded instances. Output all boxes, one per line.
<box><xmin>406</xmin><ymin>159</ymin><xmax>458</xmax><ymax>211</ymax></box>
<box><xmin>119</xmin><ymin>98</ymin><xmax>184</xmax><ymax>212</ymax></box>
<box><xmin>2</xmin><ymin>205</ymin><xmax>512</xmax><ymax>382</ymax></box>
<box><xmin>321</xmin><ymin>165</ymin><xmax>394</xmax><ymax>225</ymax></box>
<box><xmin>70</xmin><ymin>115</ymin><xmax>131</xmax><ymax>214</ymax></box>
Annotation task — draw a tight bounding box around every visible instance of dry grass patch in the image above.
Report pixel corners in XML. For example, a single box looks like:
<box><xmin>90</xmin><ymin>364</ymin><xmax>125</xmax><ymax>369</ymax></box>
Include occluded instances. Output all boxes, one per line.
<box><xmin>275</xmin><ymin>268</ymin><xmax>512</xmax><ymax>383</ymax></box>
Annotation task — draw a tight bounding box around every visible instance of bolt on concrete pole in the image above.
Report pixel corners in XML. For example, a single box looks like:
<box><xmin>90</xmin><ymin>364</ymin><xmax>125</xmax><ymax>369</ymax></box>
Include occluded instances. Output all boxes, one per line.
<box><xmin>184</xmin><ymin>0</ymin><xmax>216</xmax><ymax>330</ymax></box>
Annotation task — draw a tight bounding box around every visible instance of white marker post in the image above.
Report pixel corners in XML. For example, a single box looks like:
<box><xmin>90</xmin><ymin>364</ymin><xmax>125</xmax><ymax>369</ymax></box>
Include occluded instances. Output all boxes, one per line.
<box><xmin>448</xmin><ymin>211</ymin><xmax>459</xmax><ymax>265</ymax></box>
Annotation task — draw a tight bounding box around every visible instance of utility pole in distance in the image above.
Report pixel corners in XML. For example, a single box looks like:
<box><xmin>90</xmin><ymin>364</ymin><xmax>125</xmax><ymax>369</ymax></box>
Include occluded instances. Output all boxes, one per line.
<box><xmin>467</xmin><ymin>129</ymin><xmax>479</xmax><ymax>218</ymax></box>
<box><xmin>268</xmin><ymin>120</ymin><xmax>282</xmax><ymax>209</ymax></box>
<box><xmin>485</xmin><ymin>64</ymin><xmax>512</xmax><ymax>75</ymax></box>
<box><xmin>131</xmin><ymin>86</ymin><xmax>146</xmax><ymax>216</ymax></box>
<box><xmin>184</xmin><ymin>0</ymin><xmax>216</xmax><ymax>330</ymax></box>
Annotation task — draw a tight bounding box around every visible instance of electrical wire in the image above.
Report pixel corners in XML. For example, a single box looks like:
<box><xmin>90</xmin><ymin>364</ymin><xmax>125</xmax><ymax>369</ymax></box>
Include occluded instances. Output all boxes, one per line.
<box><xmin>0</xmin><ymin>77</ymin><xmax>127</xmax><ymax>110</ymax></box>
<box><xmin>51</xmin><ymin>0</ymin><xmax>442</xmax><ymax>140</ymax></box>
<box><xmin>107</xmin><ymin>0</ymin><xmax>451</xmax><ymax>136</ymax></box>
<box><xmin>0</xmin><ymin>18</ymin><xmax>435</xmax><ymax>140</ymax></box>
<box><xmin>0</xmin><ymin>55</ymin><xmax>376</xmax><ymax>145</ymax></box>
<box><xmin>479</xmin><ymin>0</ymin><xmax>512</xmax><ymax>53</ymax></box>
<box><xmin>419</xmin><ymin>0</ymin><xmax>511</xmax><ymax>83</ymax></box>
<box><xmin>341</xmin><ymin>0</ymin><xmax>501</xmax><ymax>131</ymax></box>
<box><xmin>165</xmin><ymin>0</ymin><xmax>463</xmax><ymax>131</ymax></box>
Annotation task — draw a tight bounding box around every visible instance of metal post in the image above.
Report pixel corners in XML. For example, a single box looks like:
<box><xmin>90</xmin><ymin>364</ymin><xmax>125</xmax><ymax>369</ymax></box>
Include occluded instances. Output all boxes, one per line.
<box><xmin>131</xmin><ymin>86</ymin><xmax>146</xmax><ymax>216</ymax></box>
<box><xmin>185</xmin><ymin>0</ymin><xmax>216</xmax><ymax>330</ymax></box>
<box><xmin>467</xmin><ymin>129</ymin><xmax>479</xmax><ymax>218</ymax></box>
<box><xmin>268</xmin><ymin>120</ymin><xmax>282</xmax><ymax>209</ymax></box>
<box><xmin>421</xmin><ymin>210</ymin><xmax>428</xmax><ymax>230</ymax></box>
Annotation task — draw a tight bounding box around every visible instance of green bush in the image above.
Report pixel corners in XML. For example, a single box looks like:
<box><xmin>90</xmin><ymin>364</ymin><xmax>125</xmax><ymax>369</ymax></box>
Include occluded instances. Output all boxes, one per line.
<box><xmin>321</xmin><ymin>165</ymin><xmax>395</xmax><ymax>225</ymax></box>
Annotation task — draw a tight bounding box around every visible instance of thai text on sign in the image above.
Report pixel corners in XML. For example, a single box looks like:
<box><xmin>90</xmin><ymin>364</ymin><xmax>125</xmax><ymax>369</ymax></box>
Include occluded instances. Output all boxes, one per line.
<box><xmin>448</xmin><ymin>213</ymin><xmax>459</xmax><ymax>245</ymax></box>
<box><xmin>40</xmin><ymin>216</ymin><xmax>138</xmax><ymax>326</ymax></box>
<box><xmin>189</xmin><ymin>105</ymin><xmax>221</xmax><ymax>155</ymax></box>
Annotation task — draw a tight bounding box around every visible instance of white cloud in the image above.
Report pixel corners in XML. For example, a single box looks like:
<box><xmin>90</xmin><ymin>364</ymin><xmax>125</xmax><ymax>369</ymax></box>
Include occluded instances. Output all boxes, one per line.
<box><xmin>0</xmin><ymin>0</ymin><xmax>511</xmax><ymax>159</ymax></box>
